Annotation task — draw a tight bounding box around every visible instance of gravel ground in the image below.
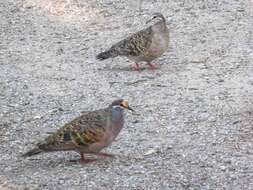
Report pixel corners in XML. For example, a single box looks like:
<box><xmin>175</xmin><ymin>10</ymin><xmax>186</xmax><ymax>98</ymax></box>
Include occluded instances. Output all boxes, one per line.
<box><xmin>0</xmin><ymin>0</ymin><xmax>253</xmax><ymax>189</ymax></box>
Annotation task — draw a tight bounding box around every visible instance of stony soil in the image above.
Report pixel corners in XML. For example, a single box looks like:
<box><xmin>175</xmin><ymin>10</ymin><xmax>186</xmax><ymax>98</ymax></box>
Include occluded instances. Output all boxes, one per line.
<box><xmin>0</xmin><ymin>0</ymin><xmax>253</xmax><ymax>189</ymax></box>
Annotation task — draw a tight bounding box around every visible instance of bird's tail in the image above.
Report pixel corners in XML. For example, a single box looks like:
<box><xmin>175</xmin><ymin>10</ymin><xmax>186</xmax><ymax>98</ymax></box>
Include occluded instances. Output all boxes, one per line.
<box><xmin>22</xmin><ymin>147</ymin><xmax>43</xmax><ymax>157</ymax></box>
<box><xmin>96</xmin><ymin>49</ymin><xmax>115</xmax><ymax>60</ymax></box>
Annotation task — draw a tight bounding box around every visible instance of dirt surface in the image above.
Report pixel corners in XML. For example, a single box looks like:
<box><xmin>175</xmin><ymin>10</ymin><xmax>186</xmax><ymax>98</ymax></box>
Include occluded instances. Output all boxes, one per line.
<box><xmin>0</xmin><ymin>0</ymin><xmax>253</xmax><ymax>189</ymax></box>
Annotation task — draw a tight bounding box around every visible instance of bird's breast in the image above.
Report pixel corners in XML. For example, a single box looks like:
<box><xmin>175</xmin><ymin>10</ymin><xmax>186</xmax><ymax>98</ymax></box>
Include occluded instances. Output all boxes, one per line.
<box><xmin>110</xmin><ymin>109</ymin><xmax>124</xmax><ymax>138</ymax></box>
<box><xmin>151</xmin><ymin>31</ymin><xmax>169</xmax><ymax>54</ymax></box>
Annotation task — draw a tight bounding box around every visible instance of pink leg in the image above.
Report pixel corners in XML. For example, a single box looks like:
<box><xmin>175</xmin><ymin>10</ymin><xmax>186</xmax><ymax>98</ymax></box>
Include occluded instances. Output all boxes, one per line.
<box><xmin>98</xmin><ymin>152</ymin><xmax>116</xmax><ymax>158</ymax></box>
<box><xmin>94</xmin><ymin>152</ymin><xmax>116</xmax><ymax>158</ymax></box>
<box><xmin>132</xmin><ymin>63</ymin><xmax>141</xmax><ymax>71</ymax></box>
<box><xmin>147</xmin><ymin>62</ymin><xmax>158</xmax><ymax>70</ymax></box>
<box><xmin>80</xmin><ymin>153</ymin><xmax>96</xmax><ymax>163</ymax></box>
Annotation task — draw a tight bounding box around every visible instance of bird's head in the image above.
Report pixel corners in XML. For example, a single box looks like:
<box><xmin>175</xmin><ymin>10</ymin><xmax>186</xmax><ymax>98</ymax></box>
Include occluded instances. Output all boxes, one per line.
<box><xmin>146</xmin><ymin>12</ymin><xmax>166</xmax><ymax>24</ymax></box>
<box><xmin>110</xmin><ymin>99</ymin><xmax>134</xmax><ymax>112</ymax></box>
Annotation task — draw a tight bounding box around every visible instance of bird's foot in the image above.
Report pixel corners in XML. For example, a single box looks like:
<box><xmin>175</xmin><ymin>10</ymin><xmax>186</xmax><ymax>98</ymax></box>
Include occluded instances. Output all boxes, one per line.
<box><xmin>96</xmin><ymin>152</ymin><xmax>116</xmax><ymax>158</ymax></box>
<box><xmin>72</xmin><ymin>153</ymin><xmax>97</xmax><ymax>164</ymax></box>
<box><xmin>69</xmin><ymin>158</ymin><xmax>96</xmax><ymax>164</ymax></box>
<box><xmin>80</xmin><ymin>158</ymin><xmax>96</xmax><ymax>164</ymax></box>
<box><xmin>147</xmin><ymin>63</ymin><xmax>158</xmax><ymax>70</ymax></box>
<box><xmin>132</xmin><ymin>63</ymin><xmax>141</xmax><ymax>71</ymax></box>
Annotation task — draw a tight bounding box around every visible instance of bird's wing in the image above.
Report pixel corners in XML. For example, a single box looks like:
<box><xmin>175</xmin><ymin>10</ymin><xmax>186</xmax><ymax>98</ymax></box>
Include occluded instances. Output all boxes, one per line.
<box><xmin>38</xmin><ymin>110</ymin><xmax>108</xmax><ymax>151</ymax></box>
<box><xmin>110</xmin><ymin>26</ymin><xmax>153</xmax><ymax>57</ymax></box>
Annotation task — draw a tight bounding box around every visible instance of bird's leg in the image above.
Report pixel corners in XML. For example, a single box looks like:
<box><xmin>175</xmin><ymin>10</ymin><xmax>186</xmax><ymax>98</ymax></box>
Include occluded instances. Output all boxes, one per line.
<box><xmin>91</xmin><ymin>152</ymin><xmax>116</xmax><ymax>158</ymax></box>
<box><xmin>80</xmin><ymin>152</ymin><xmax>96</xmax><ymax>163</ymax></box>
<box><xmin>132</xmin><ymin>62</ymin><xmax>141</xmax><ymax>71</ymax></box>
<box><xmin>97</xmin><ymin>152</ymin><xmax>116</xmax><ymax>158</ymax></box>
<box><xmin>147</xmin><ymin>62</ymin><xmax>157</xmax><ymax>70</ymax></box>
<box><xmin>80</xmin><ymin>152</ymin><xmax>86</xmax><ymax>161</ymax></box>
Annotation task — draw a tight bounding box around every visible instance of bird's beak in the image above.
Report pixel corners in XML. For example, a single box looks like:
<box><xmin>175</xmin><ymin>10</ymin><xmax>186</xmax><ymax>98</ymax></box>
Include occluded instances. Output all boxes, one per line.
<box><xmin>127</xmin><ymin>106</ymin><xmax>135</xmax><ymax>112</ymax></box>
<box><xmin>122</xmin><ymin>100</ymin><xmax>134</xmax><ymax>112</ymax></box>
<box><xmin>146</xmin><ymin>18</ymin><xmax>152</xmax><ymax>24</ymax></box>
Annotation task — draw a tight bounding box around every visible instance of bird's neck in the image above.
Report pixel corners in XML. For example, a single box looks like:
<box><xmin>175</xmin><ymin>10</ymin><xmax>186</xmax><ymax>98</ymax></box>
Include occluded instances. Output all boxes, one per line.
<box><xmin>111</xmin><ymin>106</ymin><xmax>124</xmax><ymax>122</ymax></box>
<box><xmin>110</xmin><ymin>106</ymin><xmax>124</xmax><ymax>133</ymax></box>
<box><xmin>152</xmin><ymin>21</ymin><xmax>167</xmax><ymax>33</ymax></box>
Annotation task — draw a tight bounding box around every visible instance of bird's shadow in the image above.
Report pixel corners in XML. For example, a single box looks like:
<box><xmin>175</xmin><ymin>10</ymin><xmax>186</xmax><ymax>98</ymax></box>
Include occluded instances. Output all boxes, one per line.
<box><xmin>100</xmin><ymin>65</ymin><xmax>148</xmax><ymax>72</ymax></box>
<box><xmin>19</xmin><ymin>154</ymin><xmax>116</xmax><ymax>169</ymax></box>
<box><xmin>18</xmin><ymin>151</ymin><xmax>146</xmax><ymax>170</ymax></box>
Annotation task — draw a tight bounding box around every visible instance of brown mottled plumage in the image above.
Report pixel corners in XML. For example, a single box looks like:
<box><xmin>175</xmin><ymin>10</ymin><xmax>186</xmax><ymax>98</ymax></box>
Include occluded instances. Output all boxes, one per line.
<box><xmin>96</xmin><ymin>13</ymin><xmax>170</xmax><ymax>70</ymax></box>
<box><xmin>22</xmin><ymin>100</ymin><xmax>134</xmax><ymax>163</ymax></box>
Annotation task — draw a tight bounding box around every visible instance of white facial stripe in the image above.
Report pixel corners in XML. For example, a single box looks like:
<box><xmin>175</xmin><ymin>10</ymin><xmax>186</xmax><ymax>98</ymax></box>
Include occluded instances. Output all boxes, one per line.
<box><xmin>112</xmin><ymin>105</ymin><xmax>122</xmax><ymax>109</ymax></box>
<box><xmin>155</xmin><ymin>17</ymin><xmax>162</xmax><ymax>21</ymax></box>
